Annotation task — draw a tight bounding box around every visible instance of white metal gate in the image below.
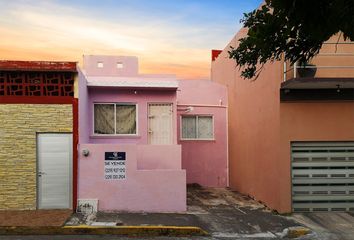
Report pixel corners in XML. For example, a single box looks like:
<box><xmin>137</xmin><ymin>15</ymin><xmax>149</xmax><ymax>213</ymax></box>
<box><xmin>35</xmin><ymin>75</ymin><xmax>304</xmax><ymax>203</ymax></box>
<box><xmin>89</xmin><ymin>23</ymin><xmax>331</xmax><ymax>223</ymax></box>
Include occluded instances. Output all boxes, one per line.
<box><xmin>291</xmin><ymin>142</ymin><xmax>354</xmax><ymax>212</ymax></box>
<box><xmin>37</xmin><ymin>133</ymin><xmax>72</xmax><ymax>209</ymax></box>
<box><xmin>148</xmin><ymin>103</ymin><xmax>173</xmax><ymax>144</ymax></box>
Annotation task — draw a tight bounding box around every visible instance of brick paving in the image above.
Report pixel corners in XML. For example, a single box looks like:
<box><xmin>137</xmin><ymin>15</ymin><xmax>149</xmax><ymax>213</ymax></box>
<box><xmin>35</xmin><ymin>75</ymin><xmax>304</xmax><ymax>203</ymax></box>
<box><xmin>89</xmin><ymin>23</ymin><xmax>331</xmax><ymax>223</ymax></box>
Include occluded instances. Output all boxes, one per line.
<box><xmin>0</xmin><ymin>210</ymin><xmax>72</xmax><ymax>227</ymax></box>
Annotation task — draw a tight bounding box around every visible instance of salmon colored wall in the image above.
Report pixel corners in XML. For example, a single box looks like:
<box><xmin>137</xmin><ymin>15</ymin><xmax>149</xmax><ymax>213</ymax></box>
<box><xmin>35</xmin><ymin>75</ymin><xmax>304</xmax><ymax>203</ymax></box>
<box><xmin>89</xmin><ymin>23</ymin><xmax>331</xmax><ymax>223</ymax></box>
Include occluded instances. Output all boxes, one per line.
<box><xmin>285</xmin><ymin>34</ymin><xmax>354</xmax><ymax>80</ymax></box>
<box><xmin>211</xmin><ymin>28</ymin><xmax>284</xmax><ymax>210</ymax></box>
<box><xmin>312</xmin><ymin>35</ymin><xmax>354</xmax><ymax>78</ymax></box>
<box><xmin>278</xmin><ymin>102</ymin><xmax>354</xmax><ymax>212</ymax></box>
<box><xmin>211</xmin><ymin>29</ymin><xmax>354</xmax><ymax>213</ymax></box>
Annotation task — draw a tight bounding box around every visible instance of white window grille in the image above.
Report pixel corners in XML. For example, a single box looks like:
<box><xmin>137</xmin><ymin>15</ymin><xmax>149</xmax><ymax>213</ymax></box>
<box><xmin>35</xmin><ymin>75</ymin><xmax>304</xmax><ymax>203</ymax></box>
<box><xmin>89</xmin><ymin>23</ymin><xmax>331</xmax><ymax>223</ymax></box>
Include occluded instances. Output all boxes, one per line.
<box><xmin>181</xmin><ymin>115</ymin><xmax>213</xmax><ymax>140</ymax></box>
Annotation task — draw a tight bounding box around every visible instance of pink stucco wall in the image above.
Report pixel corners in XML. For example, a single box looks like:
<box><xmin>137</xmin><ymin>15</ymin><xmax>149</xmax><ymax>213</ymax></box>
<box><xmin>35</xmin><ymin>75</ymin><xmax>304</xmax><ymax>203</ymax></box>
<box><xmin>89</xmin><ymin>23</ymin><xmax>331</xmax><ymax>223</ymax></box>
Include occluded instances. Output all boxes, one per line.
<box><xmin>78</xmin><ymin>67</ymin><xmax>90</xmax><ymax>144</ymax></box>
<box><xmin>137</xmin><ymin>145</ymin><xmax>181</xmax><ymax>170</ymax></box>
<box><xmin>85</xmin><ymin>88</ymin><xmax>177</xmax><ymax>145</ymax></box>
<box><xmin>78</xmin><ymin>55</ymin><xmax>186</xmax><ymax>212</ymax></box>
<box><xmin>177</xmin><ymin>80</ymin><xmax>228</xmax><ymax>187</ymax></box>
<box><xmin>78</xmin><ymin>144</ymin><xmax>186</xmax><ymax>212</ymax></box>
<box><xmin>79</xmin><ymin>55</ymin><xmax>178</xmax><ymax>145</ymax></box>
<box><xmin>211</xmin><ymin>29</ymin><xmax>354</xmax><ymax>213</ymax></box>
<box><xmin>83</xmin><ymin>55</ymin><xmax>139</xmax><ymax>77</ymax></box>
<box><xmin>78</xmin><ymin>55</ymin><xmax>229</xmax><ymax>211</ymax></box>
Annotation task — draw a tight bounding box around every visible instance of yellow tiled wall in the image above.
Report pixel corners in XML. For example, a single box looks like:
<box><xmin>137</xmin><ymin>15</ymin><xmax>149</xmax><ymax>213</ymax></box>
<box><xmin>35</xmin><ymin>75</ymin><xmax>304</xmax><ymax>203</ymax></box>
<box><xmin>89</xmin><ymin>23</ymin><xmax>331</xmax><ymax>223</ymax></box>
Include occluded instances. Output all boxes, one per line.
<box><xmin>0</xmin><ymin>104</ymin><xmax>72</xmax><ymax>210</ymax></box>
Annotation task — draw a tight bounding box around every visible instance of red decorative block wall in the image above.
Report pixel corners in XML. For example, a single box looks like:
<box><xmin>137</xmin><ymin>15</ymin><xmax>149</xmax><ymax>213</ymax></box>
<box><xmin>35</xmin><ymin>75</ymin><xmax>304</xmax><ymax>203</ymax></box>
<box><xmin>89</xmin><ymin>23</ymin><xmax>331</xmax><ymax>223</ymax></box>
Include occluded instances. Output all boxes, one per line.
<box><xmin>0</xmin><ymin>72</ymin><xmax>75</xmax><ymax>97</ymax></box>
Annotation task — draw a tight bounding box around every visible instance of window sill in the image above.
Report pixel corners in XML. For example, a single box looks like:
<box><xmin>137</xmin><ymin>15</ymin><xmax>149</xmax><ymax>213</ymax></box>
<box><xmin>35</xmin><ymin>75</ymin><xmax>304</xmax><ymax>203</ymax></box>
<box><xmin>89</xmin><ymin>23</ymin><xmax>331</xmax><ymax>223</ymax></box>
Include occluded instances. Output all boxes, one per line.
<box><xmin>180</xmin><ymin>138</ymin><xmax>215</xmax><ymax>142</ymax></box>
<box><xmin>90</xmin><ymin>134</ymin><xmax>141</xmax><ymax>139</ymax></box>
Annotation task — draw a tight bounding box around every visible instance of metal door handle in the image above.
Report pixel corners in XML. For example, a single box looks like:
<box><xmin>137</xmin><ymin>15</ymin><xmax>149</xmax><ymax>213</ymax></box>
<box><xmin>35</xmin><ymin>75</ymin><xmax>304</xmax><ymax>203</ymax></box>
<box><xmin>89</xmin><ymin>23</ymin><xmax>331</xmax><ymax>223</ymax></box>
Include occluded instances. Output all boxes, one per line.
<box><xmin>38</xmin><ymin>171</ymin><xmax>46</xmax><ymax>177</ymax></box>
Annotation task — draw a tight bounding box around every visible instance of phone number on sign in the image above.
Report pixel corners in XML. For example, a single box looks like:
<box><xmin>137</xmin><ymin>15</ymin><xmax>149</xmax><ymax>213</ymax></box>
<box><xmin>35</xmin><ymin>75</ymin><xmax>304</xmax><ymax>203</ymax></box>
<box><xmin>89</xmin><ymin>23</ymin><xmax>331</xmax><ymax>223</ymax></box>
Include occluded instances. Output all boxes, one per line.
<box><xmin>105</xmin><ymin>174</ymin><xmax>126</xmax><ymax>180</ymax></box>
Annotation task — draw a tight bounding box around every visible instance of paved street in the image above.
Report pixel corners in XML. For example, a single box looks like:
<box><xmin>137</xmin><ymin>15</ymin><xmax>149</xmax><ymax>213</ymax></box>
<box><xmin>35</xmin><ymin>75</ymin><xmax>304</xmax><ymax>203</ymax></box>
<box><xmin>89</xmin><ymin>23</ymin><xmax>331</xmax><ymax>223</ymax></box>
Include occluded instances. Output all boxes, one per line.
<box><xmin>290</xmin><ymin>212</ymin><xmax>354</xmax><ymax>240</ymax></box>
<box><xmin>2</xmin><ymin>187</ymin><xmax>354</xmax><ymax>239</ymax></box>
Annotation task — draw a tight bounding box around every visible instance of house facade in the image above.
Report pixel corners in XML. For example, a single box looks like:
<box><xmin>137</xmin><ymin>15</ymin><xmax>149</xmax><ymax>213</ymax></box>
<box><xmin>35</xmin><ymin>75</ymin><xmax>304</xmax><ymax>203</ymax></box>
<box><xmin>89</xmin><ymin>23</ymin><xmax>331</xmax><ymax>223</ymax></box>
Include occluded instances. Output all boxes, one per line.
<box><xmin>0</xmin><ymin>61</ymin><xmax>78</xmax><ymax>210</ymax></box>
<box><xmin>177</xmin><ymin>80</ymin><xmax>228</xmax><ymax>187</ymax></box>
<box><xmin>0</xmin><ymin>55</ymin><xmax>227</xmax><ymax>212</ymax></box>
<box><xmin>78</xmin><ymin>55</ymin><xmax>228</xmax><ymax>212</ymax></box>
<box><xmin>211</xmin><ymin>32</ymin><xmax>354</xmax><ymax>213</ymax></box>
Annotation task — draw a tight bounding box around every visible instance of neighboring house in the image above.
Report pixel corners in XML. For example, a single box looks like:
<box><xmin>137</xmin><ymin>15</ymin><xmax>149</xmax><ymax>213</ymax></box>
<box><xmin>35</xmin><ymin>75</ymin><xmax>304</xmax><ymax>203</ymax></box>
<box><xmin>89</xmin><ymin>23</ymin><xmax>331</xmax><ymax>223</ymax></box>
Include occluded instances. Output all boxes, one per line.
<box><xmin>211</xmin><ymin>30</ymin><xmax>354</xmax><ymax>213</ymax></box>
<box><xmin>78</xmin><ymin>55</ymin><xmax>228</xmax><ymax>212</ymax></box>
<box><xmin>0</xmin><ymin>61</ymin><xmax>78</xmax><ymax>210</ymax></box>
<box><xmin>177</xmin><ymin>80</ymin><xmax>228</xmax><ymax>187</ymax></box>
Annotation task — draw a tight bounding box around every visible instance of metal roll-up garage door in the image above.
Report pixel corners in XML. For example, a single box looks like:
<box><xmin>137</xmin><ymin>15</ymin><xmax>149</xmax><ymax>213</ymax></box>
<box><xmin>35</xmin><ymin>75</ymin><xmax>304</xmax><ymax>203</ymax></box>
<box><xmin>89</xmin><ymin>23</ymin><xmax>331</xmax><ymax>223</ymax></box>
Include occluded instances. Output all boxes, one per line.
<box><xmin>291</xmin><ymin>142</ymin><xmax>354</xmax><ymax>212</ymax></box>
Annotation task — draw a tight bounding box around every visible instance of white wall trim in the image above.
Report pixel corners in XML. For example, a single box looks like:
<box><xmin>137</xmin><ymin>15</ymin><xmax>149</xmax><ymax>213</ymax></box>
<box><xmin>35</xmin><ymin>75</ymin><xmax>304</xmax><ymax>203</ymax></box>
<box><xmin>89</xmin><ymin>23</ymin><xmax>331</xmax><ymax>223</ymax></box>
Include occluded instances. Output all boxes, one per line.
<box><xmin>177</xmin><ymin>103</ymin><xmax>227</xmax><ymax>108</ymax></box>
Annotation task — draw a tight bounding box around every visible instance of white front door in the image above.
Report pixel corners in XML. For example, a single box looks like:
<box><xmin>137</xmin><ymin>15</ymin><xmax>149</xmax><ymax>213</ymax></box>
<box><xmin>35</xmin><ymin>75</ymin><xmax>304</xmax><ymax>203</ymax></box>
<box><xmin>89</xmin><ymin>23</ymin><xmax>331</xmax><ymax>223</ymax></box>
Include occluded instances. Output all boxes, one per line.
<box><xmin>37</xmin><ymin>133</ymin><xmax>72</xmax><ymax>209</ymax></box>
<box><xmin>148</xmin><ymin>103</ymin><xmax>173</xmax><ymax>144</ymax></box>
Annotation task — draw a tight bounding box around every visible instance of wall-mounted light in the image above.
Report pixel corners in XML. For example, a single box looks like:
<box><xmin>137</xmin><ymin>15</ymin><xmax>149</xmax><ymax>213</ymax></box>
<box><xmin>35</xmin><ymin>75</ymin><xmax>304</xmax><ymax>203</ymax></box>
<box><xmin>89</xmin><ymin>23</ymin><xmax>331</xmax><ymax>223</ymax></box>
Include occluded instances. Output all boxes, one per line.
<box><xmin>336</xmin><ymin>84</ymin><xmax>341</xmax><ymax>93</ymax></box>
<box><xmin>82</xmin><ymin>149</ymin><xmax>90</xmax><ymax>157</ymax></box>
<box><xmin>185</xmin><ymin>106</ymin><xmax>194</xmax><ymax>113</ymax></box>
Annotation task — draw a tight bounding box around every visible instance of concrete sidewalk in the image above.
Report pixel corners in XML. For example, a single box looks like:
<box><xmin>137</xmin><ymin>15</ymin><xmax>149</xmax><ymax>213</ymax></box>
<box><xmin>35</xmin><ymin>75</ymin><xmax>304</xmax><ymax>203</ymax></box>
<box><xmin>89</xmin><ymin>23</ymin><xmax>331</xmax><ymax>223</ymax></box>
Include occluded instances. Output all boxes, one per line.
<box><xmin>64</xmin><ymin>185</ymin><xmax>305</xmax><ymax>238</ymax></box>
<box><xmin>2</xmin><ymin>185</ymin><xmax>354</xmax><ymax>239</ymax></box>
<box><xmin>0</xmin><ymin>186</ymin><xmax>311</xmax><ymax>238</ymax></box>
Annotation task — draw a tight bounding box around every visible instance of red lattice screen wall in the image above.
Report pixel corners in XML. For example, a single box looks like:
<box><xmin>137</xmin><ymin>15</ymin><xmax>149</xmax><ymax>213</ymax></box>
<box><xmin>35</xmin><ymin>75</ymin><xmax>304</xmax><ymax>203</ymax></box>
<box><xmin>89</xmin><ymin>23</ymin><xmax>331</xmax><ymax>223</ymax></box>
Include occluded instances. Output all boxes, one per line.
<box><xmin>0</xmin><ymin>71</ymin><xmax>75</xmax><ymax>97</ymax></box>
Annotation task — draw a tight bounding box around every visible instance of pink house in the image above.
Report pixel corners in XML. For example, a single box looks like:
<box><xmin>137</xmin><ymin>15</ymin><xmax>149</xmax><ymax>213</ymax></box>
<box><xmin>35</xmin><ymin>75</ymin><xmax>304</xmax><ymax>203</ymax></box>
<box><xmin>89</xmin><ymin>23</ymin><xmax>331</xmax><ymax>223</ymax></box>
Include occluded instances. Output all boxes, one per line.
<box><xmin>78</xmin><ymin>55</ymin><xmax>228</xmax><ymax>212</ymax></box>
<box><xmin>177</xmin><ymin>80</ymin><xmax>228</xmax><ymax>187</ymax></box>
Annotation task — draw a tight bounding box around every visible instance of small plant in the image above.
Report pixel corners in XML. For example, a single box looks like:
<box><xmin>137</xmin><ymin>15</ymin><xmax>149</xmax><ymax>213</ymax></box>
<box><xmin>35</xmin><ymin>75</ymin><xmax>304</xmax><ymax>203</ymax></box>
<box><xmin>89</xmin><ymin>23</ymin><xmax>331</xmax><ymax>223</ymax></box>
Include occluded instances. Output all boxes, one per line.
<box><xmin>297</xmin><ymin>62</ymin><xmax>317</xmax><ymax>78</ymax></box>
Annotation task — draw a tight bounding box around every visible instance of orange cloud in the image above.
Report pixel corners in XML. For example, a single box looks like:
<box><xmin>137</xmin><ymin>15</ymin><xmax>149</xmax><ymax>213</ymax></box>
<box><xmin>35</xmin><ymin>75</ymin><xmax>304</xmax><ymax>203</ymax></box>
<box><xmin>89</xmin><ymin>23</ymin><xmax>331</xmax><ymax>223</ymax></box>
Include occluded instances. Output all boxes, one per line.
<box><xmin>0</xmin><ymin>1</ymin><xmax>212</xmax><ymax>80</ymax></box>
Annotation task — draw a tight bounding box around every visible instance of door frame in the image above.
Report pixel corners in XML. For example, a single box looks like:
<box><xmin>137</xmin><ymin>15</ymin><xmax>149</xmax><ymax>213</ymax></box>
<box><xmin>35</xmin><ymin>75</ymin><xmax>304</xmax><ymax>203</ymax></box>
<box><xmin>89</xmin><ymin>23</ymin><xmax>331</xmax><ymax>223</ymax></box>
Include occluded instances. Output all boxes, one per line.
<box><xmin>147</xmin><ymin>102</ymin><xmax>173</xmax><ymax>144</ymax></box>
<box><xmin>36</xmin><ymin>132</ymin><xmax>73</xmax><ymax>209</ymax></box>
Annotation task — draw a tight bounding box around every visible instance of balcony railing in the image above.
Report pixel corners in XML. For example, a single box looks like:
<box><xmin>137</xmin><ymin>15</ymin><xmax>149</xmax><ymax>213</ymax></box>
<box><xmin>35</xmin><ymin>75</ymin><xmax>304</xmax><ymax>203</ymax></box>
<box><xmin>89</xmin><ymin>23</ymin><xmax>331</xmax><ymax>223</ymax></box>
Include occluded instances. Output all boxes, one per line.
<box><xmin>283</xmin><ymin>42</ymin><xmax>354</xmax><ymax>82</ymax></box>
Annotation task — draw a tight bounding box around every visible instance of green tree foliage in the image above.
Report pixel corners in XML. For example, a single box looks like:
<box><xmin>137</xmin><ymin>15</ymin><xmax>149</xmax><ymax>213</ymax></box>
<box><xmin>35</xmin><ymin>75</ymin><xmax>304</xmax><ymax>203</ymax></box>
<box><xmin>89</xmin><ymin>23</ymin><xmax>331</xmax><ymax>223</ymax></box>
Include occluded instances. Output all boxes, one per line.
<box><xmin>229</xmin><ymin>0</ymin><xmax>354</xmax><ymax>79</ymax></box>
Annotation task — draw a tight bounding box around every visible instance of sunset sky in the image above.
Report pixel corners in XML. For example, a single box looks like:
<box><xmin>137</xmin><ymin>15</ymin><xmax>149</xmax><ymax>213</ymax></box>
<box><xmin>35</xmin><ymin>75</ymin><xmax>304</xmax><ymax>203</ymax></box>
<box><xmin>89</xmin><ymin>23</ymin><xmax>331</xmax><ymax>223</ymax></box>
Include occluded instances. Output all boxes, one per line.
<box><xmin>0</xmin><ymin>0</ymin><xmax>261</xmax><ymax>79</ymax></box>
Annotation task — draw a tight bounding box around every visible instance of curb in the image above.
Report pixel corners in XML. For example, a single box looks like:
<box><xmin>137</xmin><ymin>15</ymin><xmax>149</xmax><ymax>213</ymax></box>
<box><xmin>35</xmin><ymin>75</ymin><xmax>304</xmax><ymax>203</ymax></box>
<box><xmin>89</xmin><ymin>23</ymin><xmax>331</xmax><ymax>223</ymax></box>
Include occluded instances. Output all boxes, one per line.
<box><xmin>0</xmin><ymin>225</ymin><xmax>209</xmax><ymax>236</ymax></box>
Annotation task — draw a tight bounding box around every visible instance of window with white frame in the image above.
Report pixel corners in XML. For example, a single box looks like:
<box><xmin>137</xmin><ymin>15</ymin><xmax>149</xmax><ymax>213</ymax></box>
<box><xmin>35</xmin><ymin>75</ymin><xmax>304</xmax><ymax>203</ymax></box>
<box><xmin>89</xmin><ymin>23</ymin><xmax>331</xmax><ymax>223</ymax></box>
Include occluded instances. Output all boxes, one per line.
<box><xmin>181</xmin><ymin>115</ymin><xmax>214</xmax><ymax>140</ymax></box>
<box><xmin>94</xmin><ymin>103</ymin><xmax>137</xmax><ymax>135</ymax></box>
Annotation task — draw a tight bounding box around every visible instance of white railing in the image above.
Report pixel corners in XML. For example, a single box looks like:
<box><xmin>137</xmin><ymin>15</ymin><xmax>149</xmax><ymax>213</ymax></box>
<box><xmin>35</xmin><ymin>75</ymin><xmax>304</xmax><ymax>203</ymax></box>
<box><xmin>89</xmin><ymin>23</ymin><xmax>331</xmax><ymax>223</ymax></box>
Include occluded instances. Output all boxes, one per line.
<box><xmin>283</xmin><ymin>42</ymin><xmax>354</xmax><ymax>82</ymax></box>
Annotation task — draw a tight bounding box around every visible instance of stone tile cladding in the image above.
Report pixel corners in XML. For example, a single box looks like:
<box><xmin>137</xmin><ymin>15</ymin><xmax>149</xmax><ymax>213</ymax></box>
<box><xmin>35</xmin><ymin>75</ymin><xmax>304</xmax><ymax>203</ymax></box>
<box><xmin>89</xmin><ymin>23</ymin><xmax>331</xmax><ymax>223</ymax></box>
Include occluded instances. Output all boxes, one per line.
<box><xmin>0</xmin><ymin>104</ymin><xmax>72</xmax><ymax>210</ymax></box>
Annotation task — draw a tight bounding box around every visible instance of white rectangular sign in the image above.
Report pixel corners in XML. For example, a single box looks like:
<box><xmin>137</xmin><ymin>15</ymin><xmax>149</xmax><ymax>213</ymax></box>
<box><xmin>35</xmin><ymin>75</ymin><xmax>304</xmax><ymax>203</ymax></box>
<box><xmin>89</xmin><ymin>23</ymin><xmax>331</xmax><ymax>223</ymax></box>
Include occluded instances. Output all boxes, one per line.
<box><xmin>104</xmin><ymin>152</ymin><xmax>126</xmax><ymax>180</ymax></box>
